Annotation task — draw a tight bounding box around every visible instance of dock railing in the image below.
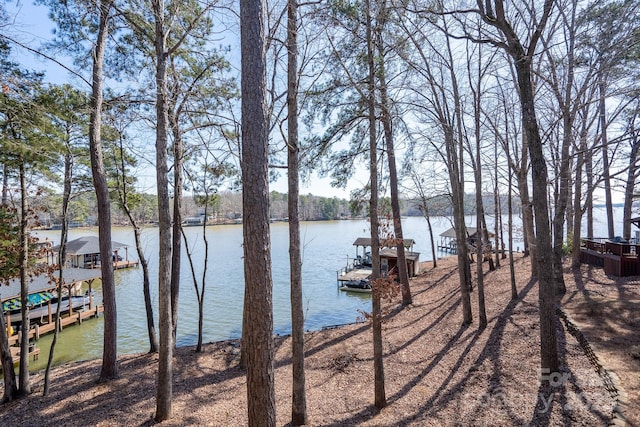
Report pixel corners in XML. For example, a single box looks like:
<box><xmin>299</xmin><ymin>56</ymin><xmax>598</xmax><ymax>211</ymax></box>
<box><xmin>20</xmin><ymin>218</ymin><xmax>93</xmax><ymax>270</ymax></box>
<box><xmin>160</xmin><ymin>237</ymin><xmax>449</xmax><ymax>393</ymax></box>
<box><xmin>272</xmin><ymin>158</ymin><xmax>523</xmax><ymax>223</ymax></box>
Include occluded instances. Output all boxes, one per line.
<box><xmin>336</xmin><ymin>258</ymin><xmax>363</xmax><ymax>286</ymax></box>
<box><xmin>581</xmin><ymin>237</ymin><xmax>639</xmax><ymax>257</ymax></box>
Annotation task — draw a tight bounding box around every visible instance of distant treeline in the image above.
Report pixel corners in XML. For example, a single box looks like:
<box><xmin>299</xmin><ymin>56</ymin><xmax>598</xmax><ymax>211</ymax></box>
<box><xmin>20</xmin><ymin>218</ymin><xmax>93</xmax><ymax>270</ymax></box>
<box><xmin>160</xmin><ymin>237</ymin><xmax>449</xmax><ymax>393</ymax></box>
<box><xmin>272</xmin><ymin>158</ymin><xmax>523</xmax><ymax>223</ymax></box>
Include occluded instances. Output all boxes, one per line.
<box><xmin>38</xmin><ymin>190</ymin><xmax>521</xmax><ymax>227</ymax></box>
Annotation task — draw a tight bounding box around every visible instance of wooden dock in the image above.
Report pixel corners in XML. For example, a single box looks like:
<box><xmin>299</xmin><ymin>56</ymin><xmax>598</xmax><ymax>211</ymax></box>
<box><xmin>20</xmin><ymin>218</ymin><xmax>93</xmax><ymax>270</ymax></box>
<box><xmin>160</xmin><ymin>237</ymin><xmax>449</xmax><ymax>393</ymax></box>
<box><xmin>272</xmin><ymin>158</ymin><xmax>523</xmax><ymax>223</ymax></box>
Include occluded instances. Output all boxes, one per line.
<box><xmin>8</xmin><ymin>304</ymin><xmax>104</xmax><ymax>347</ymax></box>
<box><xmin>338</xmin><ymin>267</ymin><xmax>373</xmax><ymax>283</ymax></box>
<box><xmin>113</xmin><ymin>259</ymin><xmax>139</xmax><ymax>269</ymax></box>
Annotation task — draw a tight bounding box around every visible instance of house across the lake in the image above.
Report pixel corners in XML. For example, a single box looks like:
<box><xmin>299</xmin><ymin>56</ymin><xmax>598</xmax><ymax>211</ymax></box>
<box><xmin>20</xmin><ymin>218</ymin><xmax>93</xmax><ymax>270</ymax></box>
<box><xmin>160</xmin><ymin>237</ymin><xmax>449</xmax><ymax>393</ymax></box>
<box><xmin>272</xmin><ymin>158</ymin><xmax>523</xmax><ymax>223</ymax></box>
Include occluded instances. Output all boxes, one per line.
<box><xmin>54</xmin><ymin>236</ymin><xmax>139</xmax><ymax>269</ymax></box>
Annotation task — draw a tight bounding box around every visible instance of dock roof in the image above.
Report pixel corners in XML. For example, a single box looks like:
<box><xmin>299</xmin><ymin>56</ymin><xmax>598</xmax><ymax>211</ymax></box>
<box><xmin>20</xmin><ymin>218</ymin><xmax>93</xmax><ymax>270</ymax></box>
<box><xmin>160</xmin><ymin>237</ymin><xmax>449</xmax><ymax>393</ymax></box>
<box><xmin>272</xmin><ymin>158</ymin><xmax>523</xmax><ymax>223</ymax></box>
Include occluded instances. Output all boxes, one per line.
<box><xmin>53</xmin><ymin>236</ymin><xmax>128</xmax><ymax>255</ymax></box>
<box><xmin>440</xmin><ymin>227</ymin><xmax>495</xmax><ymax>238</ymax></box>
<box><xmin>0</xmin><ymin>268</ymin><xmax>101</xmax><ymax>302</ymax></box>
<box><xmin>352</xmin><ymin>237</ymin><xmax>415</xmax><ymax>248</ymax></box>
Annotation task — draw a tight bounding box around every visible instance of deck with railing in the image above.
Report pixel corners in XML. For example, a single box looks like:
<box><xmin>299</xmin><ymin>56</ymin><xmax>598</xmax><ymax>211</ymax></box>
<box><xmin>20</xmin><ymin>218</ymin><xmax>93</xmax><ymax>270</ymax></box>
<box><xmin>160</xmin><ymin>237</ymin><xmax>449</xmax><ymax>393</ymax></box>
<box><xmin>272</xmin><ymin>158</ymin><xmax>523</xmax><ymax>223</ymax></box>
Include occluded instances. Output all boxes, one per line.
<box><xmin>580</xmin><ymin>238</ymin><xmax>640</xmax><ymax>277</ymax></box>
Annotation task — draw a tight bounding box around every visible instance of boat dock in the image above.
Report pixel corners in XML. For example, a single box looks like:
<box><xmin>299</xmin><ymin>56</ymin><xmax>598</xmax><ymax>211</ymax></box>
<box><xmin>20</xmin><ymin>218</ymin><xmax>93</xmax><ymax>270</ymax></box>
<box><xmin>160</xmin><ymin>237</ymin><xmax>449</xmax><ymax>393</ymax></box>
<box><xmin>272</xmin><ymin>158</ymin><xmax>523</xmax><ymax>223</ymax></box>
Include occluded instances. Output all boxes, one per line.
<box><xmin>337</xmin><ymin>265</ymin><xmax>373</xmax><ymax>284</ymax></box>
<box><xmin>2</xmin><ymin>268</ymin><xmax>105</xmax><ymax>364</ymax></box>
<box><xmin>7</xmin><ymin>303</ymin><xmax>104</xmax><ymax>345</ymax></box>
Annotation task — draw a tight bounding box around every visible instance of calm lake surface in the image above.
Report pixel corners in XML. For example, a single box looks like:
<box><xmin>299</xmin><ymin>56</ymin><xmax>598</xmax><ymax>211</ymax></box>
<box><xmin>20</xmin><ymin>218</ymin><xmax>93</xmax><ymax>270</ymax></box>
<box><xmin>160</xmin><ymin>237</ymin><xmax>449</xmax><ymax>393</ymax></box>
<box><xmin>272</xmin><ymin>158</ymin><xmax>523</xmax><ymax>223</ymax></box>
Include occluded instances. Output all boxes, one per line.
<box><xmin>26</xmin><ymin>208</ymin><xmax>620</xmax><ymax>371</ymax></box>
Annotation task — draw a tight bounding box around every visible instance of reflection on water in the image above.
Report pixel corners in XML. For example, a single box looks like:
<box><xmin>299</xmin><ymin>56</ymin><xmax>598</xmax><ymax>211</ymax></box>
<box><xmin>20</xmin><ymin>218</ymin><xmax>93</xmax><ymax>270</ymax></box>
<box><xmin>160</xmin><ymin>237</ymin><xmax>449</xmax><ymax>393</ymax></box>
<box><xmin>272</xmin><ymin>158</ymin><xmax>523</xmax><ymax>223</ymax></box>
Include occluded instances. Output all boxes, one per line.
<box><xmin>24</xmin><ymin>215</ymin><xmax>531</xmax><ymax>371</ymax></box>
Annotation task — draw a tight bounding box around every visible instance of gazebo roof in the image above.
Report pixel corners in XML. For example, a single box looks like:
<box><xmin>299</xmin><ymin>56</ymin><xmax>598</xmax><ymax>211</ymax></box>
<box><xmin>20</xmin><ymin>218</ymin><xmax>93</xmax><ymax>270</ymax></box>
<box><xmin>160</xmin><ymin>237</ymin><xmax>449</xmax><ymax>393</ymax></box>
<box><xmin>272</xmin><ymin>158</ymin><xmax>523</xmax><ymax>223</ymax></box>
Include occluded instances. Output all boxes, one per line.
<box><xmin>53</xmin><ymin>236</ymin><xmax>128</xmax><ymax>255</ymax></box>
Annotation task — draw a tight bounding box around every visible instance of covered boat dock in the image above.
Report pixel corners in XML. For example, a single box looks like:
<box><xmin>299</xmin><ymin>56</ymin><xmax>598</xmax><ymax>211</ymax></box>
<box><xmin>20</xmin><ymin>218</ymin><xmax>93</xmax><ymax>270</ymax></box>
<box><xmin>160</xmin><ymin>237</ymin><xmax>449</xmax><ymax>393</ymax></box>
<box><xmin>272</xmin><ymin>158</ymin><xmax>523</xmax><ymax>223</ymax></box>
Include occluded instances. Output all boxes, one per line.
<box><xmin>337</xmin><ymin>237</ymin><xmax>421</xmax><ymax>289</ymax></box>
<box><xmin>54</xmin><ymin>236</ymin><xmax>139</xmax><ymax>269</ymax></box>
<box><xmin>1</xmin><ymin>268</ymin><xmax>104</xmax><ymax>347</ymax></box>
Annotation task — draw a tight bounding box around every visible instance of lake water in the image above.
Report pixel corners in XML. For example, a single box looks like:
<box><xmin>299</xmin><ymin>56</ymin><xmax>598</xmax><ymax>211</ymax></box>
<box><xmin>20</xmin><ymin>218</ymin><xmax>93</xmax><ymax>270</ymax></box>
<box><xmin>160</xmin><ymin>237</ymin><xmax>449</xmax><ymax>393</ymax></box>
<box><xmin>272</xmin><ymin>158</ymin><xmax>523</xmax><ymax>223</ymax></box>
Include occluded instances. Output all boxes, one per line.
<box><xmin>25</xmin><ymin>207</ymin><xmax>621</xmax><ymax>371</ymax></box>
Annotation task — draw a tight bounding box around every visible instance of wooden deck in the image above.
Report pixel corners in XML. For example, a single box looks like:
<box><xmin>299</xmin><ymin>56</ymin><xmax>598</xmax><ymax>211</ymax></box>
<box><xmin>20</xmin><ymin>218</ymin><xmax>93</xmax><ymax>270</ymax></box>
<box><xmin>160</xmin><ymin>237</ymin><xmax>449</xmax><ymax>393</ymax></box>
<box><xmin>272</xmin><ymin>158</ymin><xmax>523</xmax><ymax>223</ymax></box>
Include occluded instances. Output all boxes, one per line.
<box><xmin>580</xmin><ymin>239</ymin><xmax>640</xmax><ymax>277</ymax></box>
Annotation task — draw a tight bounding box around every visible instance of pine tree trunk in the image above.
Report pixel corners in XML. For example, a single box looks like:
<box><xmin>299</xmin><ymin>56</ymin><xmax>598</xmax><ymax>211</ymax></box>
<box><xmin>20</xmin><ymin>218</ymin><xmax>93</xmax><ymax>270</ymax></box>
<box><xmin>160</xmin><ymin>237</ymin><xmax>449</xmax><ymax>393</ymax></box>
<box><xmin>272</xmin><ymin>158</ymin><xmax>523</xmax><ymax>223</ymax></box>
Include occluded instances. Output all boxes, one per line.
<box><xmin>153</xmin><ymin>0</ymin><xmax>174</xmax><ymax>420</ymax></box>
<box><xmin>287</xmin><ymin>0</ymin><xmax>307</xmax><ymax>423</ymax></box>
<box><xmin>241</xmin><ymin>0</ymin><xmax>276</xmax><ymax>422</ymax></box>
<box><xmin>88</xmin><ymin>0</ymin><xmax>118</xmax><ymax>382</ymax></box>
<box><xmin>366</xmin><ymin>0</ymin><xmax>386</xmax><ymax>409</ymax></box>
<box><xmin>18</xmin><ymin>162</ymin><xmax>30</xmax><ymax>395</ymax></box>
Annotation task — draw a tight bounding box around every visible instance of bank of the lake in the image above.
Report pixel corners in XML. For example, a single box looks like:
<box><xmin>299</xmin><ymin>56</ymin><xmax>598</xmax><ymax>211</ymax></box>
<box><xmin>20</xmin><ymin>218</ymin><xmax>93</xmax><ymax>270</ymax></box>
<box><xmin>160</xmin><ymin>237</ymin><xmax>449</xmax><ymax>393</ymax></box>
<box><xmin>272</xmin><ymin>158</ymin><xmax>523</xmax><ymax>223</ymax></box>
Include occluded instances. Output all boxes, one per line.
<box><xmin>23</xmin><ymin>206</ymin><xmax>622</xmax><ymax>372</ymax></box>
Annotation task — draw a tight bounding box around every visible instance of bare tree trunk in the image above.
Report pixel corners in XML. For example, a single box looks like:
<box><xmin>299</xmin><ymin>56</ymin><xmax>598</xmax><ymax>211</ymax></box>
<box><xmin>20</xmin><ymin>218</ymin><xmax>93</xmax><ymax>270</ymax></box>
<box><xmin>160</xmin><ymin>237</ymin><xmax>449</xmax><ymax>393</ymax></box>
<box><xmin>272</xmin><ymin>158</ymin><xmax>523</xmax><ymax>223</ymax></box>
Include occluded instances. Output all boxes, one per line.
<box><xmin>18</xmin><ymin>162</ymin><xmax>30</xmax><ymax>395</ymax></box>
<box><xmin>599</xmin><ymin>79</ymin><xmax>615</xmax><ymax>238</ymax></box>
<box><xmin>517</xmin><ymin>154</ymin><xmax>535</xmax><ymax>267</ymax></box>
<box><xmin>0</xmin><ymin>309</ymin><xmax>17</xmax><ymax>401</ymax></box>
<box><xmin>287</xmin><ymin>0</ymin><xmax>307</xmax><ymax>423</ymax></box>
<box><xmin>424</xmin><ymin>207</ymin><xmax>437</xmax><ymax>269</ymax></box>
<box><xmin>88</xmin><ymin>0</ymin><xmax>118</xmax><ymax>382</ymax></box>
<box><xmin>478</xmin><ymin>0</ymin><xmax>558</xmax><ymax>373</ymax></box>
<box><xmin>375</xmin><ymin>22</ymin><xmax>411</xmax><ymax>305</ymax></box>
<box><xmin>622</xmin><ymin>110</ymin><xmax>638</xmax><ymax>240</ymax></box>
<box><xmin>507</xmin><ymin>154</ymin><xmax>518</xmax><ymax>299</ymax></box>
<box><xmin>494</xmin><ymin>141</ymin><xmax>502</xmax><ymax>267</ymax></box>
<box><xmin>130</xmin><ymin>223</ymin><xmax>157</xmax><ymax>353</ymax></box>
<box><xmin>153</xmin><ymin>0</ymin><xmax>173</xmax><ymax>420</ymax></box>
<box><xmin>586</xmin><ymin>145</ymin><xmax>594</xmax><ymax>238</ymax></box>
<box><xmin>240</xmin><ymin>0</ymin><xmax>276</xmax><ymax>422</ymax></box>
<box><xmin>44</xmin><ymin>151</ymin><xmax>72</xmax><ymax>395</ymax></box>
<box><xmin>515</xmin><ymin>58</ymin><xmax>559</xmax><ymax>374</ymax></box>
<box><xmin>571</xmin><ymin>125</ymin><xmax>587</xmax><ymax>268</ymax></box>
<box><xmin>366</xmin><ymin>0</ymin><xmax>386</xmax><ymax>409</ymax></box>
<box><xmin>170</xmin><ymin>113</ymin><xmax>182</xmax><ymax>344</ymax></box>
<box><xmin>474</xmin><ymin>141</ymin><xmax>487</xmax><ymax>328</ymax></box>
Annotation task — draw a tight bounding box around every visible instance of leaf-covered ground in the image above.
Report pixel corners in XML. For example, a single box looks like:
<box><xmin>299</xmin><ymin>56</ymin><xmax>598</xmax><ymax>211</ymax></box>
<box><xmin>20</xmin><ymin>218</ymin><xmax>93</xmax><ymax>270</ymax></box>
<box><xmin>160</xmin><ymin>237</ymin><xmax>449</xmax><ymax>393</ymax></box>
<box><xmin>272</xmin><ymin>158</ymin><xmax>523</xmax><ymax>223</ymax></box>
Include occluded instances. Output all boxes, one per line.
<box><xmin>1</xmin><ymin>254</ymin><xmax>632</xmax><ymax>426</ymax></box>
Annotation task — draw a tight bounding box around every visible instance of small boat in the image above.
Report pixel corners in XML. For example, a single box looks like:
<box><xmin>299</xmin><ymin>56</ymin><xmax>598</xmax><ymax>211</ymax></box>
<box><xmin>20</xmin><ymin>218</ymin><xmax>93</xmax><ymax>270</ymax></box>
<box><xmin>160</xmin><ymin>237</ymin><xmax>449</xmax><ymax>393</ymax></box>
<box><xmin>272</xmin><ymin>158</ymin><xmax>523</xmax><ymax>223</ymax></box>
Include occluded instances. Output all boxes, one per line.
<box><xmin>339</xmin><ymin>279</ymin><xmax>372</xmax><ymax>293</ymax></box>
<box><xmin>8</xmin><ymin>295</ymin><xmax>92</xmax><ymax>326</ymax></box>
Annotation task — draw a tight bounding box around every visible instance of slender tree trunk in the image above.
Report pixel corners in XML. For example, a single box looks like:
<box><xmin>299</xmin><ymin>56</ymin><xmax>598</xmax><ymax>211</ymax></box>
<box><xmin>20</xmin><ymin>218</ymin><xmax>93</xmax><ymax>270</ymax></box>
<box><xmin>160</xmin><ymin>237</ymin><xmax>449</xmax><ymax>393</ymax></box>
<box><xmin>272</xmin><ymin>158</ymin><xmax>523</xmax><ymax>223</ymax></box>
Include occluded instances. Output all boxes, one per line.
<box><xmin>114</xmin><ymin>132</ymin><xmax>157</xmax><ymax>353</ymax></box>
<box><xmin>515</xmin><ymin>58</ymin><xmax>559</xmax><ymax>374</ymax></box>
<box><xmin>153</xmin><ymin>0</ymin><xmax>173</xmax><ymax>420</ymax></box>
<box><xmin>494</xmin><ymin>141</ymin><xmax>501</xmax><ymax>267</ymax></box>
<box><xmin>287</xmin><ymin>0</ymin><xmax>307</xmax><ymax>423</ymax></box>
<box><xmin>240</xmin><ymin>0</ymin><xmax>276</xmax><ymax>421</ymax></box>
<box><xmin>0</xmin><ymin>189</ymin><xmax>18</xmax><ymax>400</ymax></box>
<box><xmin>622</xmin><ymin>111</ymin><xmax>638</xmax><ymax>240</ymax></box>
<box><xmin>423</xmin><ymin>207</ymin><xmax>437</xmax><ymax>269</ymax></box>
<box><xmin>44</xmin><ymin>151</ymin><xmax>72</xmax><ymax>395</ymax></box>
<box><xmin>170</xmin><ymin>114</ymin><xmax>183</xmax><ymax>344</ymax></box>
<box><xmin>571</xmin><ymin>127</ymin><xmax>587</xmax><ymax>268</ymax></box>
<box><xmin>507</xmin><ymin>153</ymin><xmax>517</xmax><ymax>299</ymax></box>
<box><xmin>599</xmin><ymin>79</ymin><xmax>615</xmax><ymax>238</ymax></box>
<box><xmin>18</xmin><ymin>162</ymin><xmax>30</xmax><ymax>395</ymax></box>
<box><xmin>0</xmin><ymin>309</ymin><xmax>16</xmax><ymax>401</ymax></box>
<box><xmin>379</xmin><ymin>84</ymin><xmax>411</xmax><ymax>305</ymax></box>
<box><xmin>375</xmin><ymin>27</ymin><xmax>411</xmax><ymax>305</ymax></box>
<box><xmin>133</xmin><ymin>225</ymin><xmax>157</xmax><ymax>353</ymax></box>
<box><xmin>366</xmin><ymin>0</ymin><xmax>386</xmax><ymax>409</ymax></box>
<box><xmin>586</xmin><ymin>145</ymin><xmax>594</xmax><ymax>238</ymax></box>
<box><xmin>197</xmin><ymin>203</ymin><xmax>209</xmax><ymax>352</ymax></box>
<box><xmin>88</xmin><ymin>0</ymin><xmax>118</xmax><ymax>382</ymax></box>
<box><xmin>517</xmin><ymin>162</ymin><xmax>536</xmax><ymax>270</ymax></box>
<box><xmin>474</xmin><ymin>142</ymin><xmax>487</xmax><ymax>328</ymax></box>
